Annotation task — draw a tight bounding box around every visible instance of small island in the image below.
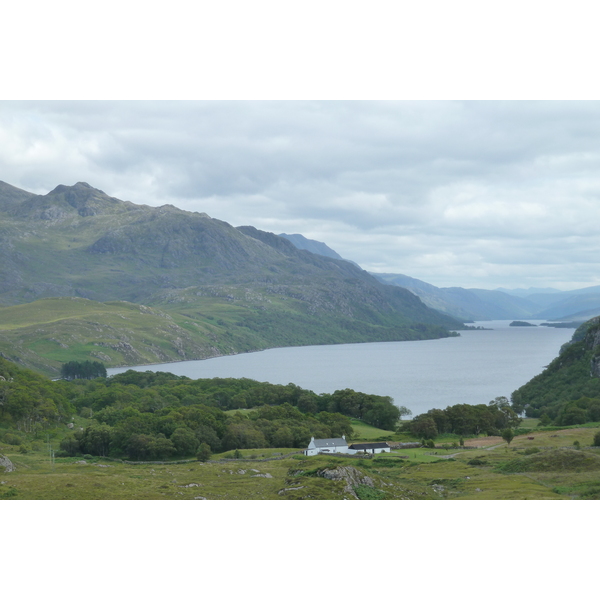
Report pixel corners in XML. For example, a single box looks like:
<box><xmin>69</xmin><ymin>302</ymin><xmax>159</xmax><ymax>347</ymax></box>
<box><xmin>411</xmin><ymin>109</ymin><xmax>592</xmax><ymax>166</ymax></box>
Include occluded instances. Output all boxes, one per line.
<box><xmin>509</xmin><ymin>320</ymin><xmax>537</xmax><ymax>327</ymax></box>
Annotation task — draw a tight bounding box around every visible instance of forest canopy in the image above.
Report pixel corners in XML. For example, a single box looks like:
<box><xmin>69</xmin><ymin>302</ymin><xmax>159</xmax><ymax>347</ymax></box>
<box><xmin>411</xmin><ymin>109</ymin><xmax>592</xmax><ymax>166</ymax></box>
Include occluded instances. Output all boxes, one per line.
<box><xmin>0</xmin><ymin>357</ymin><xmax>402</xmax><ymax>460</ymax></box>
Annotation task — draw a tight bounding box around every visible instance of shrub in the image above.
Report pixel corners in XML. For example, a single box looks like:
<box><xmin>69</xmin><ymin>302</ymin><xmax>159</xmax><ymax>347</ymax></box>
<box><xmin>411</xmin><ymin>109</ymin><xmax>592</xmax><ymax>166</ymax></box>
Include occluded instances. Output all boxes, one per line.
<box><xmin>593</xmin><ymin>431</ymin><xmax>600</xmax><ymax>447</ymax></box>
<box><xmin>524</xmin><ymin>447</ymin><xmax>540</xmax><ymax>455</ymax></box>
<box><xmin>2</xmin><ymin>487</ymin><xmax>18</xmax><ymax>498</ymax></box>
<box><xmin>2</xmin><ymin>433</ymin><xmax>23</xmax><ymax>446</ymax></box>
<box><xmin>354</xmin><ymin>485</ymin><xmax>386</xmax><ymax>500</ymax></box>
<box><xmin>573</xmin><ymin>440</ymin><xmax>581</xmax><ymax>450</ymax></box>
<box><xmin>501</xmin><ymin>428</ymin><xmax>515</xmax><ymax>445</ymax></box>
<box><xmin>468</xmin><ymin>458</ymin><xmax>487</xmax><ymax>466</ymax></box>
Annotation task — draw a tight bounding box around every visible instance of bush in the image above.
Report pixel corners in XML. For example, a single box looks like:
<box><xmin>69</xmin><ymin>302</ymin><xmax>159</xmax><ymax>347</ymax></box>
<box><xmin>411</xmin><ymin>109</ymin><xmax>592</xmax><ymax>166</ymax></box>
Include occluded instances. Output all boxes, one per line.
<box><xmin>2</xmin><ymin>433</ymin><xmax>23</xmax><ymax>446</ymax></box>
<box><xmin>594</xmin><ymin>431</ymin><xmax>600</xmax><ymax>447</ymax></box>
<box><xmin>468</xmin><ymin>458</ymin><xmax>487</xmax><ymax>466</ymax></box>
<box><xmin>524</xmin><ymin>447</ymin><xmax>540</xmax><ymax>455</ymax></box>
<box><xmin>354</xmin><ymin>485</ymin><xmax>386</xmax><ymax>500</ymax></box>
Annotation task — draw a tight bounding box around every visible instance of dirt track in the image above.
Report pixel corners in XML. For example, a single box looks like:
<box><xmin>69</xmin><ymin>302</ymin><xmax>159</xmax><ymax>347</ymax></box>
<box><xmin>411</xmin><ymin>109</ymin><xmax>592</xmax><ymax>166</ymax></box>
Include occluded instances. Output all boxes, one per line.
<box><xmin>462</xmin><ymin>435</ymin><xmax>504</xmax><ymax>448</ymax></box>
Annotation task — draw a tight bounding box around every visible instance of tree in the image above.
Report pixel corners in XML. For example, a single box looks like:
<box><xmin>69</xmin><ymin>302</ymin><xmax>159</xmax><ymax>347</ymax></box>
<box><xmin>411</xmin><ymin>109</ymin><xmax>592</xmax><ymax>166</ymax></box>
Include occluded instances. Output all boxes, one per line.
<box><xmin>170</xmin><ymin>427</ymin><xmax>199</xmax><ymax>456</ymax></box>
<box><xmin>61</xmin><ymin>360</ymin><xmax>107</xmax><ymax>380</ymax></box>
<box><xmin>398</xmin><ymin>406</ymin><xmax>412</xmax><ymax>420</ymax></box>
<box><xmin>410</xmin><ymin>415</ymin><xmax>438</xmax><ymax>439</ymax></box>
<box><xmin>196</xmin><ymin>443</ymin><xmax>212</xmax><ymax>462</ymax></box>
<box><xmin>501</xmin><ymin>428</ymin><xmax>514</xmax><ymax>445</ymax></box>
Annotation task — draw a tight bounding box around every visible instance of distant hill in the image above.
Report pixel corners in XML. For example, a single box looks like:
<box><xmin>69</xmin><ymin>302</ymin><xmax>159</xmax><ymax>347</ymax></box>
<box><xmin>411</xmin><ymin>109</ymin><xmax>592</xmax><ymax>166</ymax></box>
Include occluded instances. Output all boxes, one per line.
<box><xmin>278</xmin><ymin>232</ymin><xmax>361</xmax><ymax>268</ymax></box>
<box><xmin>279</xmin><ymin>233</ymin><xmax>345</xmax><ymax>260</ymax></box>
<box><xmin>495</xmin><ymin>287</ymin><xmax>562</xmax><ymax>297</ymax></box>
<box><xmin>0</xmin><ymin>181</ymin><xmax>462</xmax><ymax>375</ymax></box>
<box><xmin>372</xmin><ymin>273</ymin><xmax>600</xmax><ymax>322</ymax></box>
<box><xmin>371</xmin><ymin>273</ymin><xmax>539</xmax><ymax>321</ymax></box>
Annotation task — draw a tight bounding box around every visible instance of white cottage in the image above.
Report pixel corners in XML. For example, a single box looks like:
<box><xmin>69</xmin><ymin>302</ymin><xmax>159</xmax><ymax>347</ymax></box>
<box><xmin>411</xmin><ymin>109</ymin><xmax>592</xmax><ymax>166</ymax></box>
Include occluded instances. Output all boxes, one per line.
<box><xmin>304</xmin><ymin>437</ymin><xmax>391</xmax><ymax>456</ymax></box>
<box><xmin>304</xmin><ymin>436</ymin><xmax>349</xmax><ymax>456</ymax></box>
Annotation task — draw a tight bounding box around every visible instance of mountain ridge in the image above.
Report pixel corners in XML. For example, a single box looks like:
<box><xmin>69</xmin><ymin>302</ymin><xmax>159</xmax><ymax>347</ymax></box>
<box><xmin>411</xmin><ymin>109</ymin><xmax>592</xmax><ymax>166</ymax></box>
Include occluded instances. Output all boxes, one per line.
<box><xmin>0</xmin><ymin>181</ymin><xmax>461</xmax><ymax>375</ymax></box>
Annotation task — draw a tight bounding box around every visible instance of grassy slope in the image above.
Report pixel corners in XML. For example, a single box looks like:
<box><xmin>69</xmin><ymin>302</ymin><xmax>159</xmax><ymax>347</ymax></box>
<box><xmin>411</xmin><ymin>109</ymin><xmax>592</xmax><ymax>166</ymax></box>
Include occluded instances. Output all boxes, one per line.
<box><xmin>0</xmin><ymin>291</ymin><xmax>457</xmax><ymax>377</ymax></box>
<box><xmin>3</xmin><ymin>425</ymin><xmax>600</xmax><ymax>499</ymax></box>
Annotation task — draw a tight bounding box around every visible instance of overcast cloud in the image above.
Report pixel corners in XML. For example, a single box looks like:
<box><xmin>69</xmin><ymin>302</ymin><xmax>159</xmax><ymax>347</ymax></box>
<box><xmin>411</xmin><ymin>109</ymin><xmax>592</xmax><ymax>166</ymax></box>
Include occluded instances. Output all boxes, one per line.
<box><xmin>1</xmin><ymin>100</ymin><xmax>600</xmax><ymax>291</ymax></box>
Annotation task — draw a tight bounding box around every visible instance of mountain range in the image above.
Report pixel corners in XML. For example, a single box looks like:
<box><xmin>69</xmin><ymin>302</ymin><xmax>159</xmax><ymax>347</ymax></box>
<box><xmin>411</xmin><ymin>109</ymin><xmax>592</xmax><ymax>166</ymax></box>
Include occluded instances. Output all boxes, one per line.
<box><xmin>279</xmin><ymin>233</ymin><xmax>600</xmax><ymax>322</ymax></box>
<box><xmin>0</xmin><ymin>181</ymin><xmax>461</xmax><ymax>376</ymax></box>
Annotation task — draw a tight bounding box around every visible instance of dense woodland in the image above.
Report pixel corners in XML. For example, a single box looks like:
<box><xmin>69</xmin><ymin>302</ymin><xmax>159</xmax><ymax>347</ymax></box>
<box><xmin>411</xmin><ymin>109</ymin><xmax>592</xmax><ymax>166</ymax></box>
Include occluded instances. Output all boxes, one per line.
<box><xmin>0</xmin><ymin>357</ymin><xmax>402</xmax><ymax>460</ymax></box>
<box><xmin>403</xmin><ymin>397</ymin><xmax>522</xmax><ymax>439</ymax></box>
<box><xmin>512</xmin><ymin>317</ymin><xmax>600</xmax><ymax>425</ymax></box>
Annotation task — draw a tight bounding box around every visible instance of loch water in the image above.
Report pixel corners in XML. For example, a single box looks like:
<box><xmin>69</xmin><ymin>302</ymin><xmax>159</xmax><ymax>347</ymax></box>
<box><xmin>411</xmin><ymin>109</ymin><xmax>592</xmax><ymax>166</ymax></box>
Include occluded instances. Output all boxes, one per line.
<box><xmin>107</xmin><ymin>320</ymin><xmax>574</xmax><ymax>414</ymax></box>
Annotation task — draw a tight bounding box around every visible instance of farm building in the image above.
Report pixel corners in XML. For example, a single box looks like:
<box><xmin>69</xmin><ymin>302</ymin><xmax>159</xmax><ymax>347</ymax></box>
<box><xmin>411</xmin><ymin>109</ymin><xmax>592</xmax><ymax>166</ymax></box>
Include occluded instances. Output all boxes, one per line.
<box><xmin>304</xmin><ymin>437</ymin><xmax>391</xmax><ymax>456</ymax></box>
<box><xmin>348</xmin><ymin>442</ymin><xmax>391</xmax><ymax>454</ymax></box>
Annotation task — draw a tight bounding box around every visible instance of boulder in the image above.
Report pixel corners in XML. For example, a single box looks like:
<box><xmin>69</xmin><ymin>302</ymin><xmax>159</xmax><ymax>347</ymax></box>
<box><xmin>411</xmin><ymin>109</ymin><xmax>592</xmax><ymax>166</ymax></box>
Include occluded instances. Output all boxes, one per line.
<box><xmin>0</xmin><ymin>455</ymin><xmax>15</xmax><ymax>473</ymax></box>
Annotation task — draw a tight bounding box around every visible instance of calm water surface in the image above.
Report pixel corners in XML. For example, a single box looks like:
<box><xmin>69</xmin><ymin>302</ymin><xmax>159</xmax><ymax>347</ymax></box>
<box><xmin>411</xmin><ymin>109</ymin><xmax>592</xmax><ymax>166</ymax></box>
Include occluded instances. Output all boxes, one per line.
<box><xmin>107</xmin><ymin>320</ymin><xmax>573</xmax><ymax>414</ymax></box>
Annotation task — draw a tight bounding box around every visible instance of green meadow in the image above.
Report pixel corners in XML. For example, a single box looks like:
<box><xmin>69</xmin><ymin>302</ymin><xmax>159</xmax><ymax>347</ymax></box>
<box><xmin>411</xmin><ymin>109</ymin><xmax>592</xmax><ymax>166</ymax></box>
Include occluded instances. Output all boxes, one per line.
<box><xmin>3</xmin><ymin>425</ymin><xmax>600</xmax><ymax>500</ymax></box>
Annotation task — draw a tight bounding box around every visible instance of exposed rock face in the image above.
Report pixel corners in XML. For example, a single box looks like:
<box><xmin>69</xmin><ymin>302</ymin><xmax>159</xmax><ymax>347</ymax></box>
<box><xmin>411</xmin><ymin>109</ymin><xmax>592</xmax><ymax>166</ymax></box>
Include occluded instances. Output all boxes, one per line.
<box><xmin>1</xmin><ymin>455</ymin><xmax>15</xmax><ymax>472</ymax></box>
<box><xmin>318</xmin><ymin>465</ymin><xmax>376</xmax><ymax>499</ymax></box>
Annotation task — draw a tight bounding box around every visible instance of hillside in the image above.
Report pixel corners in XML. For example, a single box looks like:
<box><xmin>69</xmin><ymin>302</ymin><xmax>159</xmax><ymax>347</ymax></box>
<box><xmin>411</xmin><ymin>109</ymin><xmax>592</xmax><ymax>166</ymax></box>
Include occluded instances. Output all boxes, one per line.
<box><xmin>0</xmin><ymin>181</ymin><xmax>462</xmax><ymax>375</ymax></box>
<box><xmin>511</xmin><ymin>317</ymin><xmax>600</xmax><ymax>423</ymax></box>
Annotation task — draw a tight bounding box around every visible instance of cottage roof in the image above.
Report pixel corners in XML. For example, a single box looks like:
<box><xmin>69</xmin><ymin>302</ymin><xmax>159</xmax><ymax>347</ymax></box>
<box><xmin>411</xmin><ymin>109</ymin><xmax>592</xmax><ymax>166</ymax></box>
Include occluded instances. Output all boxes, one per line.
<box><xmin>349</xmin><ymin>442</ymin><xmax>390</xmax><ymax>450</ymax></box>
<box><xmin>313</xmin><ymin>437</ymin><xmax>348</xmax><ymax>448</ymax></box>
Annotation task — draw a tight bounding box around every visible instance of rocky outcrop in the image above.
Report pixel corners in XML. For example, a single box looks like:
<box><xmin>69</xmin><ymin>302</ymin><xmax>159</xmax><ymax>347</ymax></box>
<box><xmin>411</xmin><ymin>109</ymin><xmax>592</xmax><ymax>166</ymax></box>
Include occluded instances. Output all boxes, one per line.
<box><xmin>318</xmin><ymin>465</ymin><xmax>376</xmax><ymax>499</ymax></box>
<box><xmin>1</xmin><ymin>455</ymin><xmax>15</xmax><ymax>472</ymax></box>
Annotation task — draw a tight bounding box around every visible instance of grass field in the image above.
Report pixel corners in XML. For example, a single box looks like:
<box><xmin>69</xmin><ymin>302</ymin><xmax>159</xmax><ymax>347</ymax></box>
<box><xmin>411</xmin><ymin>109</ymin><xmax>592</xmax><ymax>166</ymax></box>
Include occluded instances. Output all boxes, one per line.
<box><xmin>3</xmin><ymin>425</ymin><xmax>600</xmax><ymax>500</ymax></box>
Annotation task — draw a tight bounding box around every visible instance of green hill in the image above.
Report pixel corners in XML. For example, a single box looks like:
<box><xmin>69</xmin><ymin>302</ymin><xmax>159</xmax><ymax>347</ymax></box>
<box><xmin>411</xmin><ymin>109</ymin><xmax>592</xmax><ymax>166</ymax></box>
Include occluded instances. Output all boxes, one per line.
<box><xmin>511</xmin><ymin>317</ymin><xmax>600</xmax><ymax>423</ymax></box>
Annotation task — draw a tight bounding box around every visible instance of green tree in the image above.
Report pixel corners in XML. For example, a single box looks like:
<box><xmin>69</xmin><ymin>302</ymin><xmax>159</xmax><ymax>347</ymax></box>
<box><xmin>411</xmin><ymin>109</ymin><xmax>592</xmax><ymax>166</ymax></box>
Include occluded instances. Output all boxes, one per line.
<box><xmin>397</xmin><ymin>406</ymin><xmax>412</xmax><ymax>420</ymax></box>
<box><xmin>501</xmin><ymin>428</ymin><xmax>514</xmax><ymax>445</ymax></box>
<box><xmin>410</xmin><ymin>415</ymin><xmax>438</xmax><ymax>439</ymax></box>
<box><xmin>196</xmin><ymin>442</ymin><xmax>212</xmax><ymax>462</ymax></box>
<box><xmin>539</xmin><ymin>412</ymin><xmax>552</xmax><ymax>427</ymax></box>
<box><xmin>170</xmin><ymin>427</ymin><xmax>199</xmax><ymax>456</ymax></box>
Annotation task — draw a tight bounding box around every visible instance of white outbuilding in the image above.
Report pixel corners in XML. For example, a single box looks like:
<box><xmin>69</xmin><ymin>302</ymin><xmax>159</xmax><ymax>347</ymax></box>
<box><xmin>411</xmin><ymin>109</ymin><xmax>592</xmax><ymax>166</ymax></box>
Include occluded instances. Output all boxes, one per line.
<box><xmin>348</xmin><ymin>442</ymin><xmax>391</xmax><ymax>454</ymax></box>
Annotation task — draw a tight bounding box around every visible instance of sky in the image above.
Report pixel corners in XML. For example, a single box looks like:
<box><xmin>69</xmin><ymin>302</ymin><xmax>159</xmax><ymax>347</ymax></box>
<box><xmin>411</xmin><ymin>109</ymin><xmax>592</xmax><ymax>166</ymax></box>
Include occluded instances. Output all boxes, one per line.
<box><xmin>2</xmin><ymin>100</ymin><xmax>600</xmax><ymax>291</ymax></box>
